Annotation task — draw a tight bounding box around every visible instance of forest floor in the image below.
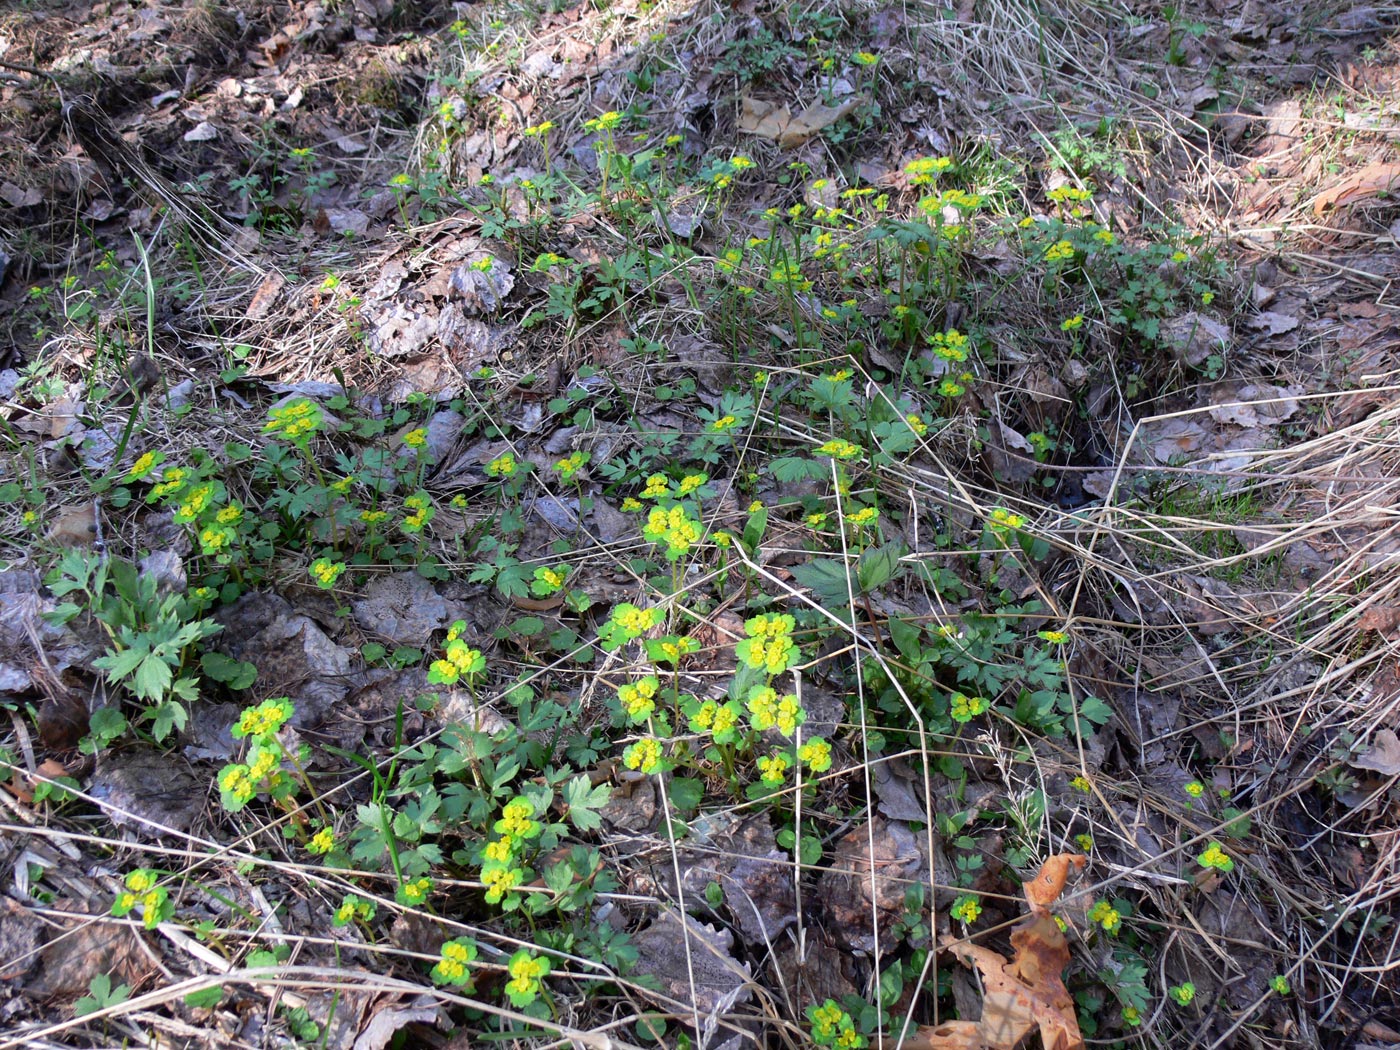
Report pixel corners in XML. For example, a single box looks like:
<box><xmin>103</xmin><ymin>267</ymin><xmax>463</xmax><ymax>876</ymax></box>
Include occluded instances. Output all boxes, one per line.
<box><xmin>2</xmin><ymin>1</ymin><xmax>1400</xmax><ymax>1048</ymax></box>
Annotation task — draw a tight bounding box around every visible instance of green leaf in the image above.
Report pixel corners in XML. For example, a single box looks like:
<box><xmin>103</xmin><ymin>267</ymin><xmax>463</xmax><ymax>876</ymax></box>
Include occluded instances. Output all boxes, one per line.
<box><xmin>131</xmin><ymin>654</ymin><xmax>174</xmax><ymax>702</ymax></box>
<box><xmin>769</xmin><ymin>456</ymin><xmax>822</xmax><ymax>483</ymax></box>
<box><xmin>200</xmin><ymin>652</ymin><xmax>257</xmax><ymax>690</ymax></box>
<box><xmin>561</xmin><ymin>774</ymin><xmax>610</xmax><ymax>832</ymax></box>
<box><xmin>667</xmin><ymin>777</ymin><xmax>704</xmax><ymax>812</ymax></box>
<box><xmin>93</xmin><ymin>645</ymin><xmax>147</xmax><ymax>683</ymax></box>
<box><xmin>184</xmin><ymin>986</ymin><xmax>223</xmax><ymax>1009</ymax></box>
<box><xmin>857</xmin><ymin>541</ymin><xmax>907</xmax><ymax>593</ymax></box>
<box><xmin>788</xmin><ymin>557</ymin><xmax>854</xmax><ymax>608</ymax></box>
<box><xmin>148</xmin><ymin>700</ymin><xmax>187</xmax><ymax>742</ymax></box>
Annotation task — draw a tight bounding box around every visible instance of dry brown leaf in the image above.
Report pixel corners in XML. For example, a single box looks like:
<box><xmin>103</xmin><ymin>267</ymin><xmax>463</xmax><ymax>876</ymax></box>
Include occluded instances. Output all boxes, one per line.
<box><xmin>1023</xmin><ymin>853</ymin><xmax>1087</xmax><ymax>912</ymax></box>
<box><xmin>1352</xmin><ymin>729</ymin><xmax>1400</xmax><ymax>777</ymax></box>
<box><xmin>907</xmin><ymin>855</ymin><xmax>1086</xmax><ymax>1050</ymax></box>
<box><xmin>1314</xmin><ymin>162</ymin><xmax>1400</xmax><ymax>216</ymax></box>
<box><xmin>738</xmin><ymin>95</ymin><xmax>861</xmax><ymax>148</ymax></box>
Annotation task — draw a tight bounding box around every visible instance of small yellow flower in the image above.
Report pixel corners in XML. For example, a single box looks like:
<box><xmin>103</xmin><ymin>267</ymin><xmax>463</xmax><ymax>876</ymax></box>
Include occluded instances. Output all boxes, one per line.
<box><xmin>623</xmin><ymin>737</ymin><xmax>663</xmax><ymax>774</ymax></box>
<box><xmin>1061</xmin><ymin>314</ymin><xmax>1085</xmax><ymax>332</ymax></box>
<box><xmin>951</xmin><ymin>895</ymin><xmax>981</xmax><ymax>923</ymax></box>
<box><xmin>1070</xmin><ymin>775</ymin><xmax>1092</xmax><ymax>793</ymax></box>
<box><xmin>485</xmin><ymin>453</ymin><xmax>517</xmax><ymax>477</ymax></box>
<box><xmin>756</xmin><ymin>751</ymin><xmax>790</xmax><ymax>786</ymax></box>
<box><xmin>989</xmin><ymin>507</ymin><xmax>1026</xmax><ymax>530</ymax></box>
<box><xmin>815</xmin><ymin>438</ymin><xmax>862</xmax><ymax>460</ymax></box>
<box><xmin>482</xmin><ymin>838</ymin><xmax>514</xmax><ymax>865</ymax></box>
<box><xmin>126</xmin><ymin>451</ymin><xmax>159</xmax><ymax>481</ymax></box>
<box><xmin>307</xmin><ymin>827</ymin><xmax>335</xmax><ymax>854</ymax></box>
<box><xmin>309</xmin><ymin>557</ymin><xmax>346</xmax><ymax>588</ymax></box>
<box><xmin>798</xmin><ymin>737</ymin><xmax>832</xmax><ymax>773</ymax></box>
<box><xmin>402</xmin><ymin>428</ymin><xmax>428</xmax><ymax>449</ymax></box>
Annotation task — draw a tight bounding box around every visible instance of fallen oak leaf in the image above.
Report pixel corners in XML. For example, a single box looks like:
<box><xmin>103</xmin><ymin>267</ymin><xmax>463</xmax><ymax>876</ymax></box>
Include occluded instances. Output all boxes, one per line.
<box><xmin>738</xmin><ymin>95</ymin><xmax>862</xmax><ymax>149</ymax></box>
<box><xmin>905</xmin><ymin>855</ymin><xmax>1087</xmax><ymax>1050</ymax></box>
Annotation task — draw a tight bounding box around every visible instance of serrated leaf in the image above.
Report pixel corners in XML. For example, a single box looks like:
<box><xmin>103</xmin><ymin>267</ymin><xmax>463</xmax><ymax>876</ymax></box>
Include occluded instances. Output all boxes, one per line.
<box><xmin>769</xmin><ymin>456</ymin><xmax>822</xmax><ymax>482</ymax></box>
<box><xmin>788</xmin><ymin>557</ymin><xmax>854</xmax><ymax>608</ymax></box>
<box><xmin>562</xmin><ymin>775</ymin><xmax>610</xmax><ymax>832</ymax></box>
<box><xmin>200</xmin><ymin>651</ymin><xmax>257</xmax><ymax>690</ymax></box>
<box><xmin>856</xmin><ymin>541</ymin><xmax>907</xmax><ymax>593</ymax></box>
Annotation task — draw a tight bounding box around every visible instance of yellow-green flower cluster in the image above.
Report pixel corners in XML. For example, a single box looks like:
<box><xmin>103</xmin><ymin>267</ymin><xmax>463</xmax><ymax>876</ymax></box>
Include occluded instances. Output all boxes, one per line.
<box><xmin>531</xmin><ymin>564</ymin><xmax>569</xmax><ymax>597</ymax></box>
<box><xmin>617</xmin><ymin>675</ymin><xmax>660</xmax><ymax>724</ymax></box>
<box><xmin>125</xmin><ymin>450</ymin><xmax>163</xmax><ymax>482</ymax></box>
<box><xmin>263</xmin><ymin>397</ymin><xmax>323</xmax><ymax>442</ymax></box>
<box><xmin>309</xmin><ymin>556</ymin><xmax>346</xmax><ymax>589</ymax></box>
<box><xmin>756</xmin><ymin>750</ymin><xmax>790</xmax><ymax>786</ymax></box>
<box><xmin>554</xmin><ymin>449</ymin><xmax>589</xmax><ymax>481</ymax></box>
<box><xmin>949</xmin><ymin>691</ymin><xmax>989</xmax><ymax>723</ymax></box>
<box><xmin>600</xmin><ymin>602</ymin><xmax>664</xmax><ymax>651</ymax></box>
<box><xmin>400</xmin><ymin>491</ymin><xmax>433</xmax><ymax>534</ymax></box>
<box><xmin>396</xmin><ymin>876</ymin><xmax>433</xmax><ymax>906</ymax></box>
<box><xmin>173</xmin><ymin>482</ymin><xmax>217</xmax><ymax>525</ymax></box>
<box><xmin>623</xmin><ymin>737</ymin><xmax>664</xmax><ymax>774</ymax></box>
<box><xmin>1088</xmin><ymin>899</ymin><xmax>1123</xmax><ymax>933</ymax></box>
<box><xmin>643</xmin><ymin>504</ymin><xmax>703</xmax><ymax>560</ymax></box>
<box><xmin>768</xmin><ymin>261</ymin><xmax>812</xmax><ymax>292</ymax></box>
<box><xmin>677</xmin><ymin>472</ymin><xmax>708</xmax><ymax>495</ymax></box>
<box><xmin>1196</xmin><ymin>841</ymin><xmax>1234</xmax><ymax>873</ymax></box>
<box><xmin>736</xmin><ymin>613</ymin><xmax>800</xmax><ymax>676</ymax></box>
<box><xmin>307</xmin><ymin>826</ymin><xmax>335</xmax><ymax>855</ymax></box>
<box><xmin>427</xmin><ymin>623</ymin><xmax>485</xmax><ymax>686</ymax></box>
<box><xmin>685</xmin><ymin>697</ymin><xmax>742</xmax><ymax>744</ymax></box>
<box><xmin>485</xmin><ymin>452</ymin><xmax>517</xmax><ymax>477</ymax></box>
<box><xmin>640</xmin><ymin>473</ymin><xmax>670</xmax><ymax>498</ymax></box>
<box><xmin>584</xmin><ymin>110</ymin><xmax>623</xmax><ymax>132</ymax></box>
<box><xmin>814</xmin><ymin>438</ymin><xmax>862</xmax><ymax>460</ymax></box>
<box><xmin>904</xmin><ymin>155</ymin><xmax>954</xmax><ymax>185</ymax></box>
<box><xmin>988</xmin><ymin>507</ymin><xmax>1026</xmax><ymax>530</ymax></box>
<box><xmin>332</xmin><ymin>894</ymin><xmax>375</xmax><ymax>927</ymax></box>
<box><xmin>431</xmin><ymin>937</ymin><xmax>478</xmax><ymax>987</ymax></box>
<box><xmin>1048</xmin><ymin>185</ymin><xmax>1093</xmax><ymax>204</ymax></box>
<box><xmin>401</xmin><ymin>428</ymin><xmax>427</xmax><ymax>449</ymax></box>
<box><xmin>505</xmin><ymin>950</ymin><xmax>551</xmax><ymax>1007</ymax></box>
<box><xmin>928</xmin><ymin>328</ymin><xmax>970</xmax><ymax>362</ymax></box>
<box><xmin>798</xmin><ymin>737</ymin><xmax>833</xmax><ymax>773</ymax></box>
<box><xmin>746</xmin><ymin>685</ymin><xmax>804</xmax><ymax>736</ymax></box>
<box><xmin>234</xmin><ymin>697</ymin><xmax>294</xmax><ymax>740</ymax></box>
<box><xmin>1043</xmin><ymin>238</ymin><xmax>1076</xmax><ymax>263</ymax></box>
<box><xmin>111</xmin><ymin>868</ymin><xmax>171</xmax><ymax>930</ymax></box>
<box><xmin>951</xmin><ymin>894</ymin><xmax>982</xmax><ymax>924</ymax></box>
<box><xmin>846</xmin><ymin>505</ymin><xmax>879</xmax><ymax>528</ymax></box>
<box><xmin>1169</xmin><ymin>982</ymin><xmax>1195</xmax><ymax>1006</ymax></box>
<box><xmin>808</xmin><ymin>1000</ymin><xmax>865</xmax><ymax>1049</ymax></box>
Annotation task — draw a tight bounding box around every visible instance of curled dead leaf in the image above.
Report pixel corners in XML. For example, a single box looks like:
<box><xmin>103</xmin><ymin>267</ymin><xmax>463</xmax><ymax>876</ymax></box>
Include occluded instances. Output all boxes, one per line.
<box><xmin>907</xmin><ymin>855</ymin><xmax>1086</xmax><ymax>1050</ymax></box>
<box><xmin>738</xmin><ymin>95</ymin><xmax>861</xmax><ymax>149</ymax></box>
<box><xmin>1023</xmin><ymin>853</ymin><xmax>1087</xmax><ymax>912</ymax></box>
